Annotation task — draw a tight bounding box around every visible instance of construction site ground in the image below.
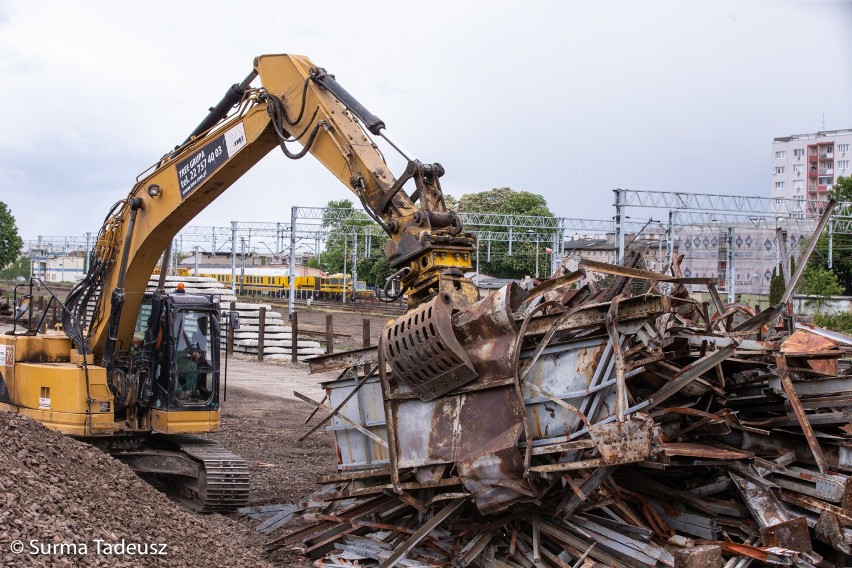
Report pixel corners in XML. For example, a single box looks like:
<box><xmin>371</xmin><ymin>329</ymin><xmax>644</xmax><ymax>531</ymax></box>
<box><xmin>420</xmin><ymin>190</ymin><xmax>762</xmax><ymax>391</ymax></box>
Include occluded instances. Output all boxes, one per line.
<box><xmin>210</xmin><ymin>383</ymin><xmax>336</xmax><ymax>566</ymax></box>
<box><xmin>0</xmin><ymin>304</ymin><xmax>386</xmax><ymax>567</ymax></box>
<box><xmin>214</xmin><ymin>308</ymin><xmax>393</xmax><ymax>564</ymax></box>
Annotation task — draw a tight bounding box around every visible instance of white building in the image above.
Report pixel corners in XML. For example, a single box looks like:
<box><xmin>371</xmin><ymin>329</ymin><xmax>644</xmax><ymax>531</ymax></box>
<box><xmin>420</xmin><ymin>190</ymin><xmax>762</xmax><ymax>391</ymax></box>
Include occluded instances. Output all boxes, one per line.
<box><xmin>31</xmin><ymin>254</ymin><xmax>86</xmax><ymax>283</ymax></box>
<box><xmin>772</xmin><ymin>129</ymin><xmax>852</xmax><ymax>216</ymax></box>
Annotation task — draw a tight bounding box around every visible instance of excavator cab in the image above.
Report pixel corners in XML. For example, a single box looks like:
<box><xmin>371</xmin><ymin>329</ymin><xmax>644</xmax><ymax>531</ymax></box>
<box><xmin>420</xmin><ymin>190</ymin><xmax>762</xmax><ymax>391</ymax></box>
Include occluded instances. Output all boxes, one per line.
<box><xmin>132</xmin><ymin>291</ymin><xmax>220</xmax><ymax>413</ymax></box>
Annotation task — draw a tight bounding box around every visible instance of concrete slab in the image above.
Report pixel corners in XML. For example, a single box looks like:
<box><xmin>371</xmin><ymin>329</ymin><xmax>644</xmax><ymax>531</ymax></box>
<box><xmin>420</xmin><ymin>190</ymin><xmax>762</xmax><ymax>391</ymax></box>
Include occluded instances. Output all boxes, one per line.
<box><xmin>221</xmin><ymin>354</ymin><xmax>334</xmax><ymax>403</ymax></box>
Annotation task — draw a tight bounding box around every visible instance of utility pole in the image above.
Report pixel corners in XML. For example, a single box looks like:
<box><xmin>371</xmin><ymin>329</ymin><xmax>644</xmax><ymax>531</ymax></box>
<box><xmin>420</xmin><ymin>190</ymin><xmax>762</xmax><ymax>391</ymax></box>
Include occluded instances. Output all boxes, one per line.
<box><xmin>726</xmin><ymin>227</ymin><xmax>735</xmax><ymax>305</ymax></box>
<box><xmin>508</xmin><ymin>218</ymin><xmax>513</xmax><ymax>256</ymax></box>
<box><xmin>230</xmin><ymin>221</ymin><xmax>237</xmax><ymax>292</ymax></box>
<box><xmin>85</xmin><ymin>232</ymin><xmax>92</xmax><ymax>273</ymax></box>
<box><xmin>174</xmin><ymin>235</ymin><xmax>183</xmax><ymax>274</ymax></box>
<box><xmin>194</xmin><ymin>246</ymin><xmax>200</xmax><ymax>276</ymax></box>
<box><xmin>614</xmin><ymin>188</ymin><xmax>625</xmax><ymax>264</ymax></box>
<box><xmin>342</xmin><ymin>236</ymin><xmax>348</xmax><ymax>304</ymax></box>
<box><xmin>534</xmin><ymin>234</ymin><xmax>539</xmax><ymax>278</ymax></box>
<box><xmin>32</xmin><ymin>236</ymin><xmax>41</xmax><ymax>279</ymax></box>
<box><xmin>666</xmin><ymin>211</ymin><xmax>674</xmax><ymax>268</ymax></box>
<box><xmin>352</xmin><ymin>231</ymin><xmax>358</xmax><ymax>301</ymax></box>
<box><xmin>61</xmin><ymin>237</ymin><xmax>67</xmax><ymax>283</ymax></box>
<box><xmin>240</xmin><ymin>237</ymin><xmax>246</xmax><ymax>295</ymax></box>
<box><xmin>289</xmin><ymin>206</ymin><xmax>297</xmax><ymax>318</ymax></box>
<box><xmin>828</xmin><ymin>219</ymin><xmax>834</xmax><ymax>269</ymax></box>
<box><xmin>551</xmin><ymin>226</ymin><xmax>562</xmax><ymax>277</ymax></box>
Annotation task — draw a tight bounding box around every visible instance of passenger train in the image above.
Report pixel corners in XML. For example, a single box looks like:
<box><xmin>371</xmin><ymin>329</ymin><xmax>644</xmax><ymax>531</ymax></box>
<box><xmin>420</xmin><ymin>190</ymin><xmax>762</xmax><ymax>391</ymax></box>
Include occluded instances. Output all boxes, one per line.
<box><xmin>195</xmin><ymin>267</ymin><xmax>367</xmax><ymax>299</ymax></box>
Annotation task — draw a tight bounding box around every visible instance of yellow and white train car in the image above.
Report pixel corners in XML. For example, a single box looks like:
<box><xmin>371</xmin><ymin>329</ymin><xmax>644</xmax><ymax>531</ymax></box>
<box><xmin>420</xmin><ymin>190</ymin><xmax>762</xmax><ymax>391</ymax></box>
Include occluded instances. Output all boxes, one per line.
<box><xmin>196</xmin><ymin>267</ymin><xmax>366</xmax><ymax>300</ymax></box>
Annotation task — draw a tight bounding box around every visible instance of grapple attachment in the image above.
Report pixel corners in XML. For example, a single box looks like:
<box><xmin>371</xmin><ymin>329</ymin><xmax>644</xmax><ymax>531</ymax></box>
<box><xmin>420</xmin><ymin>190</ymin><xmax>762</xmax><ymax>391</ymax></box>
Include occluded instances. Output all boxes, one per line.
<box><xmin>382</xmin><ymin>292</ymin><xmax>478</xmax><ymax>402</ymax></box>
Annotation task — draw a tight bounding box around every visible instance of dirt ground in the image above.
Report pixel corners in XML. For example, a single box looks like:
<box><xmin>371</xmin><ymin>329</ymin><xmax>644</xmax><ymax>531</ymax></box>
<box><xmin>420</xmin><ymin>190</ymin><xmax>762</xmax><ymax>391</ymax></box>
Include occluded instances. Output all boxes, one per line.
<box><xmin>210</xmin><ymin>384</ymin><xmax>339</xmax><ymax>566</ymax></box>
<box><xmin>209</xmin><ymin>308</ymin><xmax>391</xmax><ymax>565</ymax></box>
<box><xmin>211</xmin><ymin>385</ymin><xmax>338</xmax><ymax>507</ymax></box>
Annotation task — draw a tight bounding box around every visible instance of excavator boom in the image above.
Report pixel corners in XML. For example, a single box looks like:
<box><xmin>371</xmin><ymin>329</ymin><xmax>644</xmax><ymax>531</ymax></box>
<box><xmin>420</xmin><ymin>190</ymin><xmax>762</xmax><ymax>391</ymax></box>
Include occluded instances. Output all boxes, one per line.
<box><xmin>69</xmin><ymin>53</ymin><xmax>473</xmax><ymax>362</ymax></box>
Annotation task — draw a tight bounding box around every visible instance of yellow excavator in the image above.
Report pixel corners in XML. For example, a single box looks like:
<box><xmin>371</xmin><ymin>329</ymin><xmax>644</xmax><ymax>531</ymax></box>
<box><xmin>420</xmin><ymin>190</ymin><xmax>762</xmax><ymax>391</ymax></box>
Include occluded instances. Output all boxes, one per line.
<box><xmin>0</xmin><ymin>54</ymin><xmax>476</xmax><ymax>511</ymax></box>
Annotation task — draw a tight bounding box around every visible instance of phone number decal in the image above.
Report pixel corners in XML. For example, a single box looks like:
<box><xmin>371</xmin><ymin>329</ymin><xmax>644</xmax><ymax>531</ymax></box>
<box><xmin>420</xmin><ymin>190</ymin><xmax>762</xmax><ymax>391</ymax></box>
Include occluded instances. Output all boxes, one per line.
<box><xmin>176</xmin><ymin>123</ymin><xmax>246</xmax><ymax>200</ymax></box>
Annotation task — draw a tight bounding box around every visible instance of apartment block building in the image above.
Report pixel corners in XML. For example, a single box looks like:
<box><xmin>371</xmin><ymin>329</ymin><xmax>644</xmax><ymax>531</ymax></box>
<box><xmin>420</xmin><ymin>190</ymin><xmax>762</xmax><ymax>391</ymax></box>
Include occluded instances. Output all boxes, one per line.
<box><xmin>771</xmin><ymin>129</ymin><xmax>852</xmax><ymax>216</ymax></box>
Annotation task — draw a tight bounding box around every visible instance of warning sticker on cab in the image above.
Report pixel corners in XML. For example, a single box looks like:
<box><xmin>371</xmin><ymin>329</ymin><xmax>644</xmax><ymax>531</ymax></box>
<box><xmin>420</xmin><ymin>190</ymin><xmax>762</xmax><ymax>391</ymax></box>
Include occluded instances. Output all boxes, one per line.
<box><xmin>176</xmin><ymin>123</ymin><xmax>247</xmax><ymax>200</ymax></box>
<box><xmin>0</xmin><ymin>344</ymin><xmax>12</xmax><ymax>366</ymax></box>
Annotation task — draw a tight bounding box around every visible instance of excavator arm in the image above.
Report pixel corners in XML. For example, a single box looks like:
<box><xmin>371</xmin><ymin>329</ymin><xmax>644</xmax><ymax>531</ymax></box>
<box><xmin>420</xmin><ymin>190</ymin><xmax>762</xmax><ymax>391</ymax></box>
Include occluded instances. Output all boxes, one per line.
<box><xmin>65</xmin><ymin>53</ymin><xmax>476</xmax><ymax>361</ymax></box>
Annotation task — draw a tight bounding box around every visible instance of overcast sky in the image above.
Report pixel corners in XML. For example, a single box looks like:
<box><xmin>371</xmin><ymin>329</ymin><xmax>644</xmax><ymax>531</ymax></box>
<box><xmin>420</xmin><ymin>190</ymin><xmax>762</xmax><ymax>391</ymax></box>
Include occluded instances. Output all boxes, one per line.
<box><xmin>1</xmin><ymin>0</ymin><xmax>851</xmax><ymax>241</ymax></box>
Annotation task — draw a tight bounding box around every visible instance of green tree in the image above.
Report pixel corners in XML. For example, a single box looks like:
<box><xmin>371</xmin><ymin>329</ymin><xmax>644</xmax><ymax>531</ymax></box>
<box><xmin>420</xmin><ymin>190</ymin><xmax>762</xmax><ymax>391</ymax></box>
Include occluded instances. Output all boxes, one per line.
<box><xmin>0</xmin><ymin>201</ymin><xmax>23</xmax><ymax>271</ymax></box>
<box><xmin>829</xmin><ymin>175</ymin><xmax>852</xmax><ymax>202</ymax></box>
<box><xmin>443</xmin><ymin>194</ymin><xmax>459</xmax><ymax>211</ymax></box>
<box><xmin>797</xmin><ymin>265</ymin><xmax>844</xmax><ymax>313</ymax></box>
<box><xmin>805</xmin><ymin>176</ymin><xmax>852</xmax><ymax>294</ymax></box>
<box><xmin>457</xmin><ymin>188</ymin><xmax>556</xmax><ymax>279</ymax></box>
<box><xmin>768</xmin><ymin>265</ymin><xmax>785</xmax><ymax>305</ymax></box>
<box><xmin>307</xmin><ymin>199</ymin><xmax>390</xmax><ymax>289</ymax></box>
<box><xmin>0</xmin><ymin>255</ymin><xmax>29</xmax><ymax>280</ymax></box>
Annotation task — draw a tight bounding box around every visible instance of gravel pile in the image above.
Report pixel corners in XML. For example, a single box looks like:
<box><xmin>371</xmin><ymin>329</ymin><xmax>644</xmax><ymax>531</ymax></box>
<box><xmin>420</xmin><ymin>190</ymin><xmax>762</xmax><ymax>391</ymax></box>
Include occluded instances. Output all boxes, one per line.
<box><xmin>0</xmin><ymin>411</ymin><xmax>275</xmax><ymax>567</ymax></box>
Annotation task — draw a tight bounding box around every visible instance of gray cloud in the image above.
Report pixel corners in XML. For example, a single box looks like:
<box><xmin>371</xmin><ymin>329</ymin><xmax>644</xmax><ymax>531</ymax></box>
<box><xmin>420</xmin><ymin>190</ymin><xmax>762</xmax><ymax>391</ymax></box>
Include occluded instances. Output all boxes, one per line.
<box><xmin>0</xmin><ymin>0</ymin><xmax>850</xmax><ymax>239</ymax></box>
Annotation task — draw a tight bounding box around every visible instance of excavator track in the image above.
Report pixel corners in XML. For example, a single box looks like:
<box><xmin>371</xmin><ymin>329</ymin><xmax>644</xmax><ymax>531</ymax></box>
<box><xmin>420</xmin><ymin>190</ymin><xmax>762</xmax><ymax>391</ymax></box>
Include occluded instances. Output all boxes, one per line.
<box><xmin>172</xmin><ymin>435</ymin><xmax>251</xmax><ymax>513</ymax></box>
<box><xmin>111</xmin><ymin>434</ymin><xmax>250</xmax><ymax>513</ymax></box>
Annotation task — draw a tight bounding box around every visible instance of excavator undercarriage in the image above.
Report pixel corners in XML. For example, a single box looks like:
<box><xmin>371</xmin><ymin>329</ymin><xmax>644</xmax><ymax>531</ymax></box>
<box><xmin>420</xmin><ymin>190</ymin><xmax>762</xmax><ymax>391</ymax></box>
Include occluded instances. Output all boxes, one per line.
<box><xmin>110</xmin><ymin>435</ymin><xmax>250</xmax><ymax>513</ymax></box>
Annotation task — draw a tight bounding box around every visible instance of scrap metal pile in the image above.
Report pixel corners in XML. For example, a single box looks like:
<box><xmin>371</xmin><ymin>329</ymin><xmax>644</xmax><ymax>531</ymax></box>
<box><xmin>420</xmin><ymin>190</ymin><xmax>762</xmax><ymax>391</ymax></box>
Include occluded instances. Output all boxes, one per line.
<box><xmin>267</xmin><ymin>238</ymin><xmax>852</xmax><ymax>566</ymax></box>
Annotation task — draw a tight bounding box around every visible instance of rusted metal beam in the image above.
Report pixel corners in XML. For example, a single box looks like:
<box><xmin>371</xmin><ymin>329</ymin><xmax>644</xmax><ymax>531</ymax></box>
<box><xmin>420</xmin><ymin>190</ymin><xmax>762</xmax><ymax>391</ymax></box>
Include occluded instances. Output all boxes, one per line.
<box><xmin>307</xmin><ymin>345</ymin><xmax>379</xmax><ymax>373</ymax></box>
<box><xmin>555</xmin><ymin>467</ymin><xmax>615</xmax><ymax>516</ymax></box>
<box><xmin>606</xmin><ymin>296</ymin><xmax>628</xmax><ymax>422</ymax></box>
<box><xmin>707</xmin><ymin>282</ymin><xmax>726</xmax><ymax>317</ymax></box>
<box><xmin>299</xmin><ymin>369</ymin><xmax>375</xmax><ymax>442</ymax></box>
<box><xmin>523</xmin><ymin>294</ymin><xmax>667</xmax><ymax>337</ymax></box>
<box><xmin>457</xmin><ymin>531</ymin><xmax>494</xmax><ymax>567</ymax></box>
<box><xmin>581</xmin><ymin>258</ymin><xmax>717</xmax><ymax>285</ymax></box>
<box><xmin>730</xmin><ymin>473</ymin><xmax>812</xmax><ymax>553</ymax></box>
<box><xmin>646</xmin><ymin>344</ymin><xmax>736</xmax><ymax>409</ymax></box>
<box><xmin>377</xmin><ymin>498</ymin><xmax>466</xmax><ymax>568</ymax></box>
<box><xmin>730</xmin><ymin>304</ymin><xmax>786</xmax><ymax>334</ymax></box>
<box><xmin>775</xmin><ymin>354</ymin><xmax>829</xmax><ymax>474</ymax></box>
<box><xmin>674</xmin><ymin>545</ymin><xmax>722</xmax><ymax>568</ymax></box>
<box><xmin>293</xmin><ymin>390</ymin><xmax>388</xmax><ymax>449</ymax></box>
<box><xmin>266</xmin><ymin>495</ymin><xmax>398</xmax><ymax>550</ymax></box>
<box><xmin>317</xmin><ymin>468</ymin><xmax>392</xmax><ymax>483</ymax></box>
<box><xmin>321</xmin><ymin>477</ymin><xmax>463</xmax><ymax>501</ymax></box>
